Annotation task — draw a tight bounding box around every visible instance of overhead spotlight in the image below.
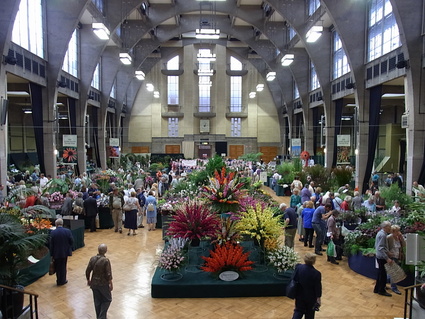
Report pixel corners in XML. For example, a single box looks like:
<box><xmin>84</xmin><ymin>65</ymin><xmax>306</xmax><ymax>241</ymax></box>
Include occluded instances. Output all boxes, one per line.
<box><xmin>135</xmin><ymin>70</ymin><xmax>145</xmax><ymax>80</ymax></box>
<box><xmin>22</xmin><ymin>108</ymin><xmax>32</xmax><ymax>114</ymax></box>
<box><xmin>256</xmin><ymin>84</ymin><xmax>264</xmax><ymax>92</ymax></box>
<box><xmin>345</xmin><ymin>82</ymin><xmax>355</xmax><ymax>89</ymax></box>
<box><xmin>57</xmin><ymin>80</ymin><xmax>67</xmax><ymax>88</ymax></box>
<box><xmin>306</xmin><ymin>25</ymin><xmax>323</xmax><ymax>43</ymax></box>
<box><xmin>249</xmin><ymin>92</ymin><xmax>256</xmax><ymax>99</ymax></box>
<box><xmin>396</xmin><ymin>60</ymin><xmax>409</xmax><ymax>69</ymax></box>
<box><xmin>119</xmin><ymin>52</ymin><xmax>132</xmax><ymax>65</ymax></box>
<box><xmin>195</xmin><ymin>28</ymin><xmax>220</xmax><ymax>40</ymax></box>
<box><xmin>281</xmin><ymin>54</ymin><xmax>294</xmax><ymax>66</ymax></box>
<box><xmin>92</xmin><ymin>23</ymin><xmax>110</xmax><ymax>40</ymax></box>
<box><xmin>146</xmin><ymin>83</ymin><xmax>154</xmax><ymax>92</ymax></box>
<box><xmin>153</xmin><ymin>91</ymin><xmax>160</xmax><ymax>98</ymax></box>
<box><xmin>266</xmin><ymin>71</ymin><xmax>276</xmax><ymax>81</ymax></box>
<box><xmin>3</xmin><ymin>55</ymin><xmax>17</xmax><ymax>65</ymax></box>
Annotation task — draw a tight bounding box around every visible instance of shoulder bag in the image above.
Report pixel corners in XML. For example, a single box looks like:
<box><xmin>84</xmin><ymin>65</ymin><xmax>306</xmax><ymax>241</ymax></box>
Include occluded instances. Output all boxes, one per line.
<box><xmin>286</xmin><ymin>268</ymin><xmax>299</xmax><ymax>299</ymax></box>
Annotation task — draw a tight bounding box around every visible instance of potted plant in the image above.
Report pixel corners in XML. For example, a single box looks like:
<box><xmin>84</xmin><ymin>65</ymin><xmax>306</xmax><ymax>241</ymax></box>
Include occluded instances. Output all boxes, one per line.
<box><xmin>267</xmin><ymin>246</ymin><xmax>300</xmax><ymax>278</ymax></box>
<box><xmin>0</xmin><ymin>213</ymin><xmax>48</xmax><ymax>318</ymax></box>
<box><xmin>166</xmin><ymin>200</ymin><xmax>221</xmax><ymax>246</ymax></box>
<box><xmin>157</xmin><ymin>238</ymin><xmax>187</xmax><ymax>281</ymax></box>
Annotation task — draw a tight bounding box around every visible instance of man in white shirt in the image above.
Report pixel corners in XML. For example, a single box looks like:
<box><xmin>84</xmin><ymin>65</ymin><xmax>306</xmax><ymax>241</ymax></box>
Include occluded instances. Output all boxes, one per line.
<box><xmin>39</xmin><ymin>173</ymin><xmax>49</xmax><ymax>190</ymax></box>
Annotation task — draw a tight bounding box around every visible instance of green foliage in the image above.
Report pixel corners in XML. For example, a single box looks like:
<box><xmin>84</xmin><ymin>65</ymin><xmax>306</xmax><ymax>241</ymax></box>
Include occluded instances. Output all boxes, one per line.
<box><xmin>303</xmin><ymin>164</ymin><xmax>332</xmax><ymax>190</ymax></box>
<box><xmin>293</xmin><ymin>158</ymin><xmax>302</xmax><ymax>174</ymax></box>
<box><xmin>331</xmin><ymin>166</ymin><xmax>354</xmax><ymax>188</ymax></box>
<box><xmin>380</xmin><ymin>184</ymin><xmax>414</xmax><ymax>209</ymax></box>
<box><xmin>204</xmin><ymin>155</ymin><xmax>226</xmax><ymax>177</ymax></box>
<box><xmin>149</xmin><ymin>162</ymin><xmax>165</xmax><ymax>173</ymax></box>
<box><xmin>188</xmin><ymin>169</ymin><xmax>209</xmax><ymax>187</ymax></box>
<box><xmin>239</xmin><ymin>152</ymin><xmax>263</xmax><ymax>162</ymax></box>
<box><xmin>43</xmin><ymin>178</ymin><xmax>71</xmax><ymax>195</ymax></box>
<box><xmin>276</xmin><ymin>161</ymin><xmax>295</xmax><ymax>184</ymax></box>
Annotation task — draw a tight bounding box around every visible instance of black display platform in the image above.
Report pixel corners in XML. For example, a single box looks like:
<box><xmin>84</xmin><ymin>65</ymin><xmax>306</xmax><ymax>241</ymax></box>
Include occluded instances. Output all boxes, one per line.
<box><xmin>152</xmin><ymin>240</ymin><xmax>292</xmax><ymax>298</ymax></box>
<box><xmin>151</xmin><ymin>266</ymin><xmax>292</xmax><ymax>298</ymax></box>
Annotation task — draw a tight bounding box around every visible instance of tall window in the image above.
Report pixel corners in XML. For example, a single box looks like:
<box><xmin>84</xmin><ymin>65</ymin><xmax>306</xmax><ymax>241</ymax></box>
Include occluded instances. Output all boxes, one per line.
<box><xmin>91</xmin><ymin>63</ymin><xmax>100</xmax><ymax>90</ymax></box>
<box><xmin>92</xmin><ymin>0</ymin><xmax>104</xmax><ymax>14</ymax></box>
<box><xmin>310</xmin><ymin>61</ymin><xmax>320</xmax><ymax>91</ymax></box>
<box><xmin>231</xmin><ymin>118</ymin><xmax>241</xmax><ymax>137</ymax></box>
<box><xmin>62</xmin><ymin>29</ymin><xmax>79</xmax><ymax>77</ymax></box>
<box><xmin>168</xmin><ymin>118</ymin><xmax>178</xmax><ymax>137</ymax></box>
<box><xmin>368</xmin><ymin>0</ymin><xmax>400</xmax><ymax>62</ymax></box>
<box><xmin>198</xmin><ymin>49</ymin><xmax>213</xmax><ymax>112</ymax></box>
<box><xmin>289</xmin><ymin>27</ymin><xmax>296</xmax><ymax>41</ymax></box>
<box><xmin>294</xmin><ymin>83</ymin><xmax>300</xmax><ymax>99</ymax></box>
<box><xmin>332</xmin><ymin>31</ymin><xmax>350</xmax><ymax>79</ymax></box>
<box><xmin>110</xmin><ymin>80</ymin><xmax>116</xmax><ymax>99</ymax></box>
<box><xmin>167</xmin><ymin>55</ymin><xmax>179</xmax><ymax>105</ymax></box>
<box><xmin>12</xmin><ymin>0</ymin><xmax>44</xmax><ymax>58</ymax></box>
<box><xmin>230</xmin><ymin>57</ymin><xmax>242</xmax><ymax>112</ymax></box>
<box><xmin>308</xmin><ymin>0</ymin><xmax>320</xmax><ymax>16</ymax></box>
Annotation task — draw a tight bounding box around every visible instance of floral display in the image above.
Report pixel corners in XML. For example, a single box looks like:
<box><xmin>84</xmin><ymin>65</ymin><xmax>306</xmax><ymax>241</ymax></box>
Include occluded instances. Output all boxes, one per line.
<box><xmin>203</xmin><ymin>167</ymin><xmax>245</xmax><ymax>213</ymax></box>
<box><xmin>235</xmin><ymin>203</ymin><xmax>285</xmax><ymax>246</ymax></box>
<box><xmin>24</xmin><ymin>218</ymin><xmax>52</xmax><ymax>234</ymax></box>
<box><xmin>267</xmin><ymin>246</ymin><xmax>300</xmax><ymax>273</ymax></box>
<box><xmin>201</xmin><ymin>242</ymin><xmax>254</xmax><ymax>275</ymax></box>
<box><xmin>166</xmin><ymin>200</ymin><xmax>221</xmax><ymax>241</ymax></box>
<box><xmin>48</xmin><ymin>192</ymin><xmax>64</xmax><ymax>203</ymax></box>
<box><xmin>158</xmin><ymin>245</ymin><xmax>185</xmax><ymax>272</ymax></box>
<box><xmin>211</xmin><ymin>215</ymin><xmax>241</xmax><ymax>246</ymax></box>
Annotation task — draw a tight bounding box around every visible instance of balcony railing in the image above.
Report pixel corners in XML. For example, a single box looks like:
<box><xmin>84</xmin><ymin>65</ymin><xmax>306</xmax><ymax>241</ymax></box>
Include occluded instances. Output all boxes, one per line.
<box><xmin>0</xmin><ymin>284</ymin><xmax>39</xmax><ymax>319</ymax></box>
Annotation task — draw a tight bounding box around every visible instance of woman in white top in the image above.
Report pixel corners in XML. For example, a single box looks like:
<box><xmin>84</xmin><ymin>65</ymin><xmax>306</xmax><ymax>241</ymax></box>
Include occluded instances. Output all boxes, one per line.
<box><xmin>387</xmin><ymin>225</ymin><xmax>406</xmax><ymax>295</ymax></box>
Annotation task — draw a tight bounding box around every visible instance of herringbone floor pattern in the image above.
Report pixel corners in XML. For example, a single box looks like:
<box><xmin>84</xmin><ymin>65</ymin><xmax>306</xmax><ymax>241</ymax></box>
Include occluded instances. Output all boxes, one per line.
<box><xmin>26</xmin><ymin>188</ymin><xmax>409</xmax><ymax>318</ymax></box>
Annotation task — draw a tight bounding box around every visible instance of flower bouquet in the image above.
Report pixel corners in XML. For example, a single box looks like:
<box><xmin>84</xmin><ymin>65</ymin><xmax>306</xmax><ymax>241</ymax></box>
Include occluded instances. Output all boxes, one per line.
<box><xmin>158</xmin><ymin>241</ymin><xmax>186</xmax><ymax>281</ymax></box>
<box><xmin>201</xmin><ymin>242</ymin><xmax>254</xmax><ymax>278</ymax></box>
<box><xmin>267</xmin><ymin>246</ymin><xmax>300</xmax><ymax>273</ymax></box>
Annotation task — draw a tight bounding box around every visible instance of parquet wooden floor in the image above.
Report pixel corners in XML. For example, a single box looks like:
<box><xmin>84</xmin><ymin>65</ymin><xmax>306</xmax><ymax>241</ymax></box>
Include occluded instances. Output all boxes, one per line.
<box><xmin>26</xmin><ymin>188</ymin><xmax>413</xmax><ymax>318</ymax></box>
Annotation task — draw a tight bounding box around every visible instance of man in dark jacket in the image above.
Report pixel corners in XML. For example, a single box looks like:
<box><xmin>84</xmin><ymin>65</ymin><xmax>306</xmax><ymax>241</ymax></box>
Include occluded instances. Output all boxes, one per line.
<box><xmin>292</xmin><ymin>252</ymin><xmax>322</xmax><ymax>319</ymax></box>
<box><xmin>50</xmin><ymin>218</ymin><xmax>74</xmax><ymax>286</ymax></box>
<box><xmin>84</xmin><ymin>192</ymin><xmax>99</xmax><ymax>232</ymax></box>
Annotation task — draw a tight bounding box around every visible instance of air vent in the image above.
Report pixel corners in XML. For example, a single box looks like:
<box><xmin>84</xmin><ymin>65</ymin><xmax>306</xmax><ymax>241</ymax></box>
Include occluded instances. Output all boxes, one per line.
<box><xmin>401</xmin><ymin>114</ymin><xmax>408</xmax><ymax>129</ymax></box>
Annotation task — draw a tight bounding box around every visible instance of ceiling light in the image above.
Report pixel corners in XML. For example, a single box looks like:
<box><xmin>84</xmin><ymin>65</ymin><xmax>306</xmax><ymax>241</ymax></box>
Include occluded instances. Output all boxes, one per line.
<box><xmin>195</xmin><ymin>28</ymin><xmax>220</xmax><ymax>40</ymax></box>
<box><xmin>382</xmin><ymin>93</ymin><xmax>405</xmax><ymax>98</ymax></box>
<box><xmin>146</xmin><ymin>83</ymin><xmax>154</xmax><ymax>92</ymax></box>
<box><xmin>92</xmin><ymin>23</ymin><xmax>110</xmax><ymax>40</ymax></box>
<box><xmin>256</xmin><ymin>84</ymin><xmax>264</xmax><ymax>92</ymax></box>
<box><xmin>119</xmin><ymin>53</ymin><xmax>132</xmax><ymax>65</ymax></box>
<box><xmin>135</xmin><ymin>70</ymin><xmax>145</xmax><ymax>80</ymax></box>
<box><xmin>249</xmin><ymin>92</ymin><xmax>256</xmax><ymax>99</ymax></box>
<box><xmin>306</xmin><ymin>25</ymin><xmax>323</xmax><ymax>43</ymax></box>
<box><xmin>266</xmin><ymin>71</ymin><xmax>276</xmax><ymax>81</ymax></box>
<box><xmin>22</xmin><ymin>108</ymin><xmax>32</xmax><ymax>114</ymax></box>
<box><xmin>153</xmin><ymin>91</ymin><xmax>160</xmax><ymax>98</ymax></box>
<box><xmin>281</xmin><ymin>54</ymin><xmax>294</xmax><ymax>66</ymax></box>
<box><xmin>7</xmin><ymin>91</ymin><xmax>30</xmax><ymax>97</ymax></box>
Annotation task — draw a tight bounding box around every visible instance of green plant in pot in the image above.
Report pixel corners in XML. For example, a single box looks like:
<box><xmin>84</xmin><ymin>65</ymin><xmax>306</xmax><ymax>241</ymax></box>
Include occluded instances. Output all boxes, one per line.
<box><xmin>0</xmin><ymin>213</ymin><xmax>48</xmax><ymax>317</ymax></box>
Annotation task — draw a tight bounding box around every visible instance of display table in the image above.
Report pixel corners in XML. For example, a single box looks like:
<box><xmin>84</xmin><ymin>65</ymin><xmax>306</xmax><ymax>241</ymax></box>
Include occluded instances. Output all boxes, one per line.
<box><xmin>151</xmin><ymin>241</ymin><xmax>292</xmax><ymax>298</ymax></box>
<box><xmin>98</xmin><ymin>207</ymin><xmax>114</xmax><ymax>229</ymax></box>
<box><xmin>20</xmin><ymin>250</ymin><xmax>51</xmax><ymax>287</ymax></box>
<box><xmin>58</xmin><ymin>219</ymin><xmax>85</xmax><ymax>250</ymax></box>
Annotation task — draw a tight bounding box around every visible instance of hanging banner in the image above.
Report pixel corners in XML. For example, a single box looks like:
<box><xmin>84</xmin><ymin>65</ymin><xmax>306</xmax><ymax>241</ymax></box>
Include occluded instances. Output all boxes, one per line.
<box><xmin>108</xmin><ymin>146</ymin><xmax>120</xmax><ymax>158</ymax></box>
<box><xmin>337</xmin><ymin>135</ymin><xmax>351</xmax><ymax>164</ymax></box>
<box><xmin>291</xmin><ymin>138</ymin><xmax>302</xmax><ymax>157</ymax></box>
<box><xmin>63</xmin><ymin>135</ymin><xmax>77</xmax><ymax>147</ymax></box>
<box><xmin>109</xmin><ymin>138</ymin><xmax>120</xmax><ymax>147</ymax></box>
<box><xmin>62</xmin><ymin>147</ymin><xmax>78</xmax><ymax>164</ymax></box>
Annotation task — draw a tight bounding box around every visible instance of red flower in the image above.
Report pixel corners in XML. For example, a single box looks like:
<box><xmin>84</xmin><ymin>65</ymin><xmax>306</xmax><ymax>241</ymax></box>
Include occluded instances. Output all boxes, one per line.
<box><xmin>201</xmin><ymin>242</ymin><xmax>254</xmax><ymax>273</ymax></box>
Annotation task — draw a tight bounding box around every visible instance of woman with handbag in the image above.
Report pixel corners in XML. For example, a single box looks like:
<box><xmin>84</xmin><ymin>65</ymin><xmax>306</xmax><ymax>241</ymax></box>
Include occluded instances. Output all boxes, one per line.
<box><xmin>387</xmin><ymin>224</ymin><xmax>406</xmax><ymax>295</ymax></box>
<box><xmin>123</xmin><ymin>192</ymin><xmax>140</xmax><ymax>236</ymax></box>
<box><xmin>145</xmin><ymin>191</ymin><xmax>157</xmax><ymax>231</ymax></box>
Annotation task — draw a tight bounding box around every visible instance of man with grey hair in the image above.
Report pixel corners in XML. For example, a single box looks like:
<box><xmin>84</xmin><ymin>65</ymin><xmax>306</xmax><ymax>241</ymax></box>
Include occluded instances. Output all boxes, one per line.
<box><xmin>86</xmin><ymin>244</ymin><xmax>113</xmax><ymax>319</ymax></box>
<box><xmin>374</xmin><ymin>221</ymin><xmax>393</xmax><ymax>296</ymax></box>
<box><xmin>280</xmin><ymin>202</ymin><xmax>297</xmax><ymax>248</ymax></box>
<box><xmin>50</xmin><ymin>218</ymin><xmax>74</xmax><ymax>286</ymax></box>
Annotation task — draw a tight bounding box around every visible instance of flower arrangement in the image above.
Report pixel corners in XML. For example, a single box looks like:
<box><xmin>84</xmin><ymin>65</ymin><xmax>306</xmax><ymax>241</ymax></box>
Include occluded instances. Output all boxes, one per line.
<box><xmin>267</xmin><ymin>246</ymin><xmax>300</xmax><ymax>273</ymax></box>
<box><xmin>211</xmin><ymin>215</ymin><xmax>241</xmax><ymax>246</ymax></box>
<box><xmin>235</xmin><ymin>203</ymin><xmax>285</xmax><ymax>247</ymax></box>
<box><xmin>166</xmin><ymin>200</ymin><xmax>221</xmax><ymax>241</ymax></box>
<box><xmin>24</xmin><ymin>218</ymin><xmax>52</xmax><ymax>234</ymax></box>
<box><xmin>158</xmin><ymin>245</ymin><xmax>185</xmax><ymax>273</ymax></box>
<box><xmin>201</xmin><ymin>242</ymin><xmax>254</xmax><ymax>275</ymax></box>
<box><xmin>48</xmin><ymin>192</ymin><xmax>64</xmax><ymax>203</ymax></box>
<box><xmin>203</xmin><ymin>167</ymin><xmax>245</xmax><ymax>213</ymax></box>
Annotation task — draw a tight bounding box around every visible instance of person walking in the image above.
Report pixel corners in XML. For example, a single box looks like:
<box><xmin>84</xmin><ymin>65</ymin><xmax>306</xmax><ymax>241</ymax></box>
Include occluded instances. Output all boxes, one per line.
<box><xmin>145</xmin><ymin>190</ymin><xmax>158</xmax><ymax>231</ymax></box>
<box><xmin>311</xmin><ymin>203</ymin><xmax>332</xmax><ymax>255</ymax></box>
<box><xmin>49</xmin><ymin>218</ymin><xmax>74</xmax><ymax>286</ymax></box>
<box><xmin>84</xmin><ymin>192</ymin><xmax>99</xmax><ymax>232</ymax></box>
<box><xmin>86</xmin><ymin>244</ymin><xmax>113</xmax><ymax>319</ymax></box>
<box><xmin>291</xmin><ymin>252</ymin><xmax>322</xmax><ymax>319</ymax></box>
<box><xmin>124</xmin><ymin>191</ymin><xmax>140</xmax><ymax>235</ymax></box>
<box><xmin>283</xmin><ymin>204</ymin><xmax>298</xmax><ymax>248</ymax></box>
<box><xmin>373</xmin><ymin>221</ymin><xmax>393</xmax><ymax>296</ymax></box>
<box><xmin>109</xmin><ymin>187</ymin><xmax>124</xmax><ymax>233</ymax></box>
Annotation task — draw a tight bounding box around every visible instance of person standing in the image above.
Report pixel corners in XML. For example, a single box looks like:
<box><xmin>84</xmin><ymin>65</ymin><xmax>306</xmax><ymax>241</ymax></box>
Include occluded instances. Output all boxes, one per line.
<box><xmin>124</xmin><ymin>191</ymin><xmax>140</xmax><ymax>236</ymax></box>
<box><xmin>136</xmin><ymin>188</ymin><xmax>146</xmax><ymax>228</ymax></box>
<box><xmin>326</xmin><ymin>210</ymin><xmax>341</xmax><ymax>264</ymax></box>
<box><xmin>50</xmin><ymin>218</ymin><xmax>74</xmax><ymax>286</ymax></box>
<box><xmin>145</xmin><ymin>190</ymin><xmax>157</xmax><ymax>231</ymax></box>
<box><xmin>86</xmin><ymin>244</ymin><xmax>113</xmax><ymax>319</ymax></box>
<box><xmin>387</xmin><ymin>224</ymin><xmax>405</xmax><ymax>295</ymax></box>
<box><xmin>292</xmin><ymin>252</ymin><xmax>322</xmax><ymax>319</ymax></box>
<box><xmin>283</xmin><ymin>204</ymin><xmax>298</xmax><ymax>248</ymax></box>
<box><xmin>109</xmin><ymin>187</ymin><xmax>124</xmax><ymax>233</ymax></box>
<box><xmin>61</xmin><ymin>192</ymin><xmax>74</xmax><ymax>216</ymax></box>
<box><xmin>84</xmin><ymin>192</ymin><xmax>99</xmax><ymax>232</ymax></box>
<box><xmin>302</xmin><ymin>201</ymin><xmax>315</xmax><ymax>248</ymax></box>
<box><xmin>311</xmin><ymin>203</ymin><xmax>332</xmax><ymax>255</ymax></box>
<box><xmin>373</xmin><ymin>221</ymin><xmax>393</xmax><ymax>296</ymax></box>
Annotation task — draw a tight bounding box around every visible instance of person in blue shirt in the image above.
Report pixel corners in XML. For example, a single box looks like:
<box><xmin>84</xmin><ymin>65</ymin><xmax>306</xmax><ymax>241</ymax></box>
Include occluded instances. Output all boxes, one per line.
<box><xmin>311</xmin><ymin>204</ymin><xmax>332</xmax><ymax>255</ymax></box>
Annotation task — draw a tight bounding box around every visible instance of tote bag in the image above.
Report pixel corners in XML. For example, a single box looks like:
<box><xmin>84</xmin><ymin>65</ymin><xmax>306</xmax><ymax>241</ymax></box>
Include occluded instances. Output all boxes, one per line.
<box><xmin>286</xmin><ymin>268</ymin><xmax>299</xmax><ymax>299</ymax></box>
<box><xmin>385</xmin><ymin>262</ymin><xmax>406</xmax><ymax>283</ymax></box>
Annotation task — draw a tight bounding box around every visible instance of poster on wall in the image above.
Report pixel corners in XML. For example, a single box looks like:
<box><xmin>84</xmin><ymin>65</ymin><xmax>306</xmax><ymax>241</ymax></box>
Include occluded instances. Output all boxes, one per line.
<box><xmin>291</xmin><ymin>138</ymin><xmax>302</xmax><ymax>157</ymax></box>
<box><xmin>62</xmin><ymin>135</ymin><xmax>78</xmax><ymax>164</ymax></box>
<box><xmin>337</xmin><ymin>134</ymin><xmax>351</xmax><ymax>164</ymax></box>
<box><xmin>108</xmin><ymin>138</ymin><xmax>120</xmax><ymax>158</ymax></box>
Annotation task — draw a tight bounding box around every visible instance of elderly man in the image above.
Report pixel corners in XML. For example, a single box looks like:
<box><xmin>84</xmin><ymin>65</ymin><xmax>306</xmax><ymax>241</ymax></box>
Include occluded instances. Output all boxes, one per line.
<box><xmin>279</xmin><ymin>203</ymin><xmax>297</xmax><ymax>248</ymax></box>
<box><xmin>374</xmin><ymin>221</ymin><xmax>393</xmax><ymax>296</ymax></box>
<box><xmin>50</xmin><ymin>219</ymin><xmax>74</xmax><ymax>286</ymax></box>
